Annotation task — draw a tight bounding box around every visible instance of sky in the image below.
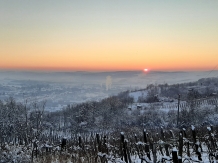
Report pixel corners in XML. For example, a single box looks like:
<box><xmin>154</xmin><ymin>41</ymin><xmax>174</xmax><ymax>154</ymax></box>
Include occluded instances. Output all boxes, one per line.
<box><xmin>1</xmin><ymin>0</ymin><xmax>218</xmax><ymax>71</ymax></box>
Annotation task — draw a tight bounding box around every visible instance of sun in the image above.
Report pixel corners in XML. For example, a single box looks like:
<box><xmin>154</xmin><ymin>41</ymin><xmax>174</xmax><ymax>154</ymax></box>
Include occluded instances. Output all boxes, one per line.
<box><xmin>144</xmin><ymin>68</ymin><xmax>148</xmax><ymax>72</ymax></box>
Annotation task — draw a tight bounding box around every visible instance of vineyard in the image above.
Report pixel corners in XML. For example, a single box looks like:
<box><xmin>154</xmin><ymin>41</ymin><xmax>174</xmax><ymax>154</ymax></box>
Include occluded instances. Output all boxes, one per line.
<box><xmin>159</xmin><ymin>97</ymin><xmax>217</xmax><ymax>110</ymax></box>
<box><xmin>0</xmin><ymin>78</ymin><xmax>218</xmax><ymax>162</ymax></box>
<box><xmin>1</xmin><ymin>125</ymin><xmax>218</xmax><ymax>162</ymax></box>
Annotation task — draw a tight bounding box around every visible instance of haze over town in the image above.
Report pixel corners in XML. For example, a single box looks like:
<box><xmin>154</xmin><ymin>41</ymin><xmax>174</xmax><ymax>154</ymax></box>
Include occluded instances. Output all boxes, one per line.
<box><xmin>0</xmin><ymin>70</ymin><xmax>217</xmax><ymax>111</ymax></box>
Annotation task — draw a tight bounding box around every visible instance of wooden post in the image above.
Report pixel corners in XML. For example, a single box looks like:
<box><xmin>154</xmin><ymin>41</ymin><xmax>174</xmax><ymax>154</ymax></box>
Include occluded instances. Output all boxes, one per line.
<box><xmin>178</xmin><ymin>132</ymin><xmax>183</xmax><ymax>158</ymax></box>
<box><xmin>178</xmin><ymin>157</ymin><xmax>182</xmax><ymax>163</ymax></box>
<box><xmin>182</xmin><ymin>128</ymin><xmax>187</xmax><ymax>138</ymax></box>
<box><xmin>207</xmin><ymin>126</ymin><xmax>216</xmax><ymax>152</ymax></box>
<box><xmin>165</xmin><ymin>144</ymin><xmax>170</xmax><ymax>156</ymax></box>
<box><xmin>103</xmin><ymin>135</ymin><xmax>107</xmax><ymax>153</ymax></box>
<box><xmin>96</xmin><ymin>133</ymin><xmax>100</xmax><ymax>144</ymax></box>
<box><xmin>187</xmin><ymin>141</ymin><xmax>190</xmax><ymax>157</ymax></box>
<box><xmin>143</xmin><ymin>129</ymin><xmax>151</xmax><ymax>160</ymax></box>
<box><xmin>177</xmin><ymin>94</ymin><xmax>181</xmax><ymax>126</ymax></box>
<box><xmin>161</xmin><ymin>127</ymin><xmax>165</xmax><ymax>141</ymax></box>
<box><xmin>120</xmin><ymin>132</ymin><xmax>124</xmax><ymax>161</ymax></box>
<box><xmin>134</xmin><ymin>134</ymin><xmax>138</xmax><ymax>142</ymax></box>
<box><xmin>78</xmin><ymin>136</ymin><xmax>82</xmax><ymax>148</ymax></box>
<box><xmin>210</xmin><ymin>125</ymin><xmax>214</xmax><ymax>133</ymax></box>
<box><xmin>120</xmin><ymin>132</ymin><xmax>128</xmax><ymax>163</ymax></box>
<box><xmin>143</xmin><ymin>129</ymin><xmax>148</xmax><ymax>143</ymax></box>
<box><xmin>153</xmin><ymin>143</ymin><xmax>157</xmax><ymax>163</ymax></box>
<box><xmin>172</xmin><ymin>148</ymin><xmax>178</xmax><ymax>163</ymax></box>
<box><xmin>145</xmin><ymin>144</ymin><xmax>151</xmax><ymax>160</ymax></box>
<box><xmin>123</xmin><ymin>140</ymin><xmax>129</xmax><ymax>163</ymax></box>
<box><xmin>191</xmin><ymin>125</ymin><xmax>196</xmax><ymax>144</ymax></box>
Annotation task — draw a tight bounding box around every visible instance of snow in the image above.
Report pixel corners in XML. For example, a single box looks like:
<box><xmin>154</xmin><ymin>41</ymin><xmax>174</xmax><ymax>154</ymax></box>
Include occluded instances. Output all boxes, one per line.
<box><xmin>136</xmin><ymin>141</ymin><xmax>145</xmax><ymax>145</ymax></box>
<box><xmin>173</xmin><ymin>147</ymin><xmax>177</xmax><ymax>152</ymax></box>
<box><xmin>162</xmin><ymin>156</ymin><xmax>171</xmax><ymax>161</ymax></box>
<box><xmin>0</xmin><ymin>137</ymin><xmax>214</xmax><ymax>163</ymax></box>
<box><xmin>129</xmin><ymin>90</ymin><xmax>148</xmax><ymax>102</ymax></box>
<box><xmin>79</xmin><ymin>121</ymin><xmax>87</xmax><ymax>126</ymax></box>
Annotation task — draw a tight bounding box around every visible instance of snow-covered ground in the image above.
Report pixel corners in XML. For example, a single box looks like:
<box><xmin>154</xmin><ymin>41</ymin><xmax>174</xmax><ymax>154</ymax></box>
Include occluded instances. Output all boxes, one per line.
<box><xmin>129</xmin><ymin>90</ymin><xmax>148</xmax><ymax>102</ymax></box>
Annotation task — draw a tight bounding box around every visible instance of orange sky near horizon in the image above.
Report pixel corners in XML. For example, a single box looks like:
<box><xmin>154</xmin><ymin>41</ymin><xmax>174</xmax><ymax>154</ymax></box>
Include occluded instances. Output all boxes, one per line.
<box><xmin>1</xmin><ymin>35</ymin><xmax>217</xmax><ymax>71</ymax></box>
<box><xmin>1</xmin><ymin>1</ymin><xmax>218</xmax><ymax>72</ymax></box>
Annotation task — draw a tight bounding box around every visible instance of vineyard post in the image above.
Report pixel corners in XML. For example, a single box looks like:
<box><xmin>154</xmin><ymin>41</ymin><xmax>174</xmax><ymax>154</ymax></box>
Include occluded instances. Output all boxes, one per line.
<box><xmin>207</xmin><ymin>127</ymin><xmax>216</xmax><ymax>152</ymax></box>
<box><xmin>191</xmin><ymin>125</ymin><xmax>196</xmax><ymax>144</ymax></box>
<box><xmin>172</xmin><ymin>148</ymin><xmax>178</xmax><ymax>163</ymax></box>
<box><xmin>160</xmin><ymin>127</ymin><xmax>165</xmax><ymax>141</ymax></box>
<box><xmin>178</xmin><ymin>132</ymin><xmax>183</xmax><ymax>158</ymax></box>
<box><xmin>178</xmin><ymin>157</ymin><xmax>182</xmax><ymax>163</ymax></box>
<box><xmin>187</xmin><ymin>141</ymin><xmax>190</xmax><ymax>157</ymax></box>
<box><xmin>143</xmin><ymin>129</ymin><xmax>147</xmax><ymax>143</ymax></box>
<box><xmin>143</xmin><ymin>130</ymin><xmax>151</xmax><ymax>160</ymax></box>
<box><xmin>182</xmin><ymin>128</ymin><xmax>187</xmax><ymax>138</ymax></box>
<box><xmin>120</xmin><ymin>132</ymin><xmax>128</xmax><ymax>163</ymax></box>
<box><xmin>210</xmin><ymin>125</ymin><xmax>214</xmax><ymax>133</ymax></box>
<box><xmin>96</xmin><ymin>133</ymin><xmax>101</xmax><ymax>152</ymax></box>
<box><xmin>152</xmin><ymin>143</ymin><xmax>157</xmax><ymax>163</ymax></box>
<box><xmin>134</xmin><ymin>134</ymin><xmax>138</xmax><ymax>142</ymax></box>
<box><xmin>177</xmin><ymin>94</ymin><xmax>181</xmax><ymax>127</ymax></box>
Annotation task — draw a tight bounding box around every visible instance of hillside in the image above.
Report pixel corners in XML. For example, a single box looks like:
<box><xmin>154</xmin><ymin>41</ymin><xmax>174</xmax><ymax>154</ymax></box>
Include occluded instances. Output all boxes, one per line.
<box><xmin>0</xmin><ymin>77</ymin><xmax>218</xmax><ymax>162</ymax></box>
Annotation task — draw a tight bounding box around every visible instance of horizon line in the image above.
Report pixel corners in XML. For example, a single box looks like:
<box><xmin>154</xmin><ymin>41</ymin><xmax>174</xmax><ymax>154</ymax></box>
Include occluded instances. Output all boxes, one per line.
<box><xmin>0</xmin><ymin>68</ymin><xmax>217</xmax><ymax>73</ymax></box>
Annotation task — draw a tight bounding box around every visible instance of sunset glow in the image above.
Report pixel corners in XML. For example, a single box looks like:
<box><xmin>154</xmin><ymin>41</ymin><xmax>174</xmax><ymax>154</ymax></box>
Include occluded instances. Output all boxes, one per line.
<box><xmin>1</xmin><ymin>1</ymin><xmax>218</xmax><ymax>71</ymax></box>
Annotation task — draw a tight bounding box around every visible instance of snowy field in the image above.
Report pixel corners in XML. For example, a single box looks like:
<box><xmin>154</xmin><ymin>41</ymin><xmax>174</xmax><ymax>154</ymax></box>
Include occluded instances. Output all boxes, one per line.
<box><xmin>1</xmin><ymin>126</ymin><xmax>218</xmax><ymax>163</ymax></box>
